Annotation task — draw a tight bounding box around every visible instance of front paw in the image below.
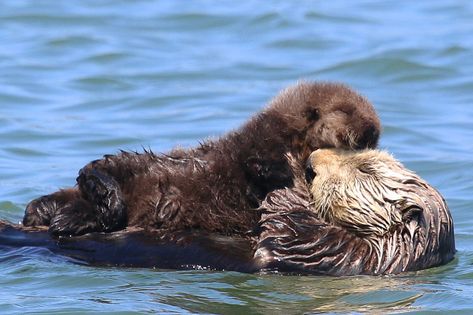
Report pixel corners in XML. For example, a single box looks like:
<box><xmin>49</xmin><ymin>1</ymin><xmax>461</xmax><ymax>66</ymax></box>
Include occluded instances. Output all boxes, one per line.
<box><xmin>23</xmin><ymin>188</ymin><xmax>81</xmax><ymax>227</ymax></box>
<box><xmin>77</xmin><ymin>168</ymin><xmax>127</xmax><ymax>231</ymax></box>
<box><xmin>23</xmin><ymin>195</ymin><xmax>57</xmax><ymax>227</ymax></box>
<box><xmin>77</xmin><ymin>168</ymin><xmax>123</xmax><ymax>210</ymax></box>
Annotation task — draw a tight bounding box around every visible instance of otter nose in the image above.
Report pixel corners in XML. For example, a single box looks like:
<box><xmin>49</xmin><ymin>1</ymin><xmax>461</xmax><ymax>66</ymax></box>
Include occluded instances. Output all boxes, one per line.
<box><xmin>305</xmin><ymin>160</ymin><xmax>316</xmax><ymax>183</ymax></box>
<box><xmin>356</xmin><ymin>124</ymin><xmax>379</xmax><ymax>149</ymax></box>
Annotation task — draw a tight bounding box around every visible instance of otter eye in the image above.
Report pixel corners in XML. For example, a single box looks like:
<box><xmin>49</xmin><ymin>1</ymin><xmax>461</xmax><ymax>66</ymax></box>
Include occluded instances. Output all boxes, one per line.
<box><xmin>305</xmin><ymin>164</ymin><xmax>317</xmax><ymax>183</ymax></box>
<box><xmin>305</xmin><ymin>108</ymin><xmax>319</xmax><ymax>122</ymax></box>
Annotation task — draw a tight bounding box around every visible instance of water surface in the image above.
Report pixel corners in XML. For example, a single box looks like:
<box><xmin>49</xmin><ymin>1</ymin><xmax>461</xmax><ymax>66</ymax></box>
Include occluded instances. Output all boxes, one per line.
<box><xmin>1</xmin><ymin>1</ymin><xmax>472</xmax><ymax>314</ymax></box>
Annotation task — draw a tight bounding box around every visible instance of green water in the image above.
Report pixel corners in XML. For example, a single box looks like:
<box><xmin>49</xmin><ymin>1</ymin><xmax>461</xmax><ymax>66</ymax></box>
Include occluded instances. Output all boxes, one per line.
<box><xmin>1</xmin><ymin>1</ymin><xmax>472</xmax><ymax>314</ymax></box>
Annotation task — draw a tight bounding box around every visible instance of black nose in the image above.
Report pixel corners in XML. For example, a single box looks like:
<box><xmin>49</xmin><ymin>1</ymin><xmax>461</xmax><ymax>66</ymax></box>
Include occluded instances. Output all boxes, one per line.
<box><xmin>357</xmin><ymin>124</ymin><xmax>379</xmax><ymax>149</ymax></box>
<box><xmin>305</xmin><ymin>160</ymin><xmax>316</xmax><ymax>183</ymax></box>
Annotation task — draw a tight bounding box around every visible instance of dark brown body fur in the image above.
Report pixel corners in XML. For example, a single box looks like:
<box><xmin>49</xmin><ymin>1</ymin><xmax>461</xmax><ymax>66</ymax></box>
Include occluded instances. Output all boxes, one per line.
<box><xmin>23</xmin><ymin>81</ymin><xmax>380</xmax><ymax>236</ymax></box>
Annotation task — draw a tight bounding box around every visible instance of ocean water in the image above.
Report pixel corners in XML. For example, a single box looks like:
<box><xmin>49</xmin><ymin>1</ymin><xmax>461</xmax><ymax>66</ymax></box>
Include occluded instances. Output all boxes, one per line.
<box><xmin>1</xmin><ymin>1</ymin><xmax>472</xmax><ymax>313</ymax></box>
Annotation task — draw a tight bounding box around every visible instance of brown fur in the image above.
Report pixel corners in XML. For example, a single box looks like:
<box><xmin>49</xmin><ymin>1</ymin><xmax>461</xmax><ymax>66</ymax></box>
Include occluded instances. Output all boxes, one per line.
<box><xmin>23</xmin><ymin>81</ymin><xmax>381</xmax><ymax>236</ymax></box>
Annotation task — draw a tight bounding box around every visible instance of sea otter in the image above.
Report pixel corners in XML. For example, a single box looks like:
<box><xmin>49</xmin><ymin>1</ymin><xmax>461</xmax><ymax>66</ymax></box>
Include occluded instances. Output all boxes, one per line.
<box><xmin>256</xmin><ymin>149</ymin><xmax>455</xmax><ymax>275</ymax></box>
<box><xmin>1</xmin><ymin>149</ymin><xmax>454</xmax><ymax>275</ymax></box>
<box><xmin>22</xmin><ymin>82</ymin><xmax>381</xmax><ymax>237</ymax></box>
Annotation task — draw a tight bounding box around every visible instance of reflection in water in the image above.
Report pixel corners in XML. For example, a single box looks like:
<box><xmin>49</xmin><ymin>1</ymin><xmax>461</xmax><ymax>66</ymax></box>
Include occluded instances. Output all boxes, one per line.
<box><xmin>148</xmin><ymin>270</ymin><xmax>452</xmax><ymax>314</ymax></box>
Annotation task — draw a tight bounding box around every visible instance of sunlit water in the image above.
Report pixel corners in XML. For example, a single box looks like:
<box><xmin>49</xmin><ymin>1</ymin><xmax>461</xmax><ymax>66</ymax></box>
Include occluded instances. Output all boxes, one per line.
<box><xmin>1</xmin><ymin>1</ymin><xmax>472</xmax><ymax>314</ymax></box>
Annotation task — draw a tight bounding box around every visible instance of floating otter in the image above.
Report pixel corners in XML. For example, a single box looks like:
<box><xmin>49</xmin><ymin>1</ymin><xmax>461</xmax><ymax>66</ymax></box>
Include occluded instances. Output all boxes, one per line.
<box><xmin>1</xmin><ymin>149</ymin><xmax>454</xmax><ymax>275</ymax></box>
<box><xmin>256</xmin><ymin>149</ymin><xmax>455</xmax><ymax>275</ymax></box>
<box><xmin>22</xmin><ymin>81</ymin><xmax>380</xmax><ymax>236</ymax></box>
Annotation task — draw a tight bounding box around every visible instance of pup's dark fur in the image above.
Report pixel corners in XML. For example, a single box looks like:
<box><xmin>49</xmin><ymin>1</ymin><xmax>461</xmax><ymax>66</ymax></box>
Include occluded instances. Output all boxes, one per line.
<box><xmin>23</xmin><ymin>82</ymin><xmax>381</xmax><ymax>236</ymax></box>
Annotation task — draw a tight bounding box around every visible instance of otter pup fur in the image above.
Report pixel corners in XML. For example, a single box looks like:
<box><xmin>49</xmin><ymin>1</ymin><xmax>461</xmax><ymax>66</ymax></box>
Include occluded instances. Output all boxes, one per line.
<box><xmin>22</xmin><ymin>82</ymin><xmax>381</xmax><ymax>236</ymax></box>
<box><xmin>256</xmin><ymin>149</ymin><xmax>455</xmax><ymax>275</ymax></box>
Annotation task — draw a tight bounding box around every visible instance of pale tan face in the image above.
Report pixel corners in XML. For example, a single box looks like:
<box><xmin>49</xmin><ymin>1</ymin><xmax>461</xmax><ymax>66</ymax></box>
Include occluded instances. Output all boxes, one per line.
<box><xmin>307</xmin><ymin>149</ymin><xmax>357</xmax><ymax>184</ymax></box>
<box><xmin>306</xmin><ymin>149</ymin><xmax>412</xmax><ymax>237</ymax></box>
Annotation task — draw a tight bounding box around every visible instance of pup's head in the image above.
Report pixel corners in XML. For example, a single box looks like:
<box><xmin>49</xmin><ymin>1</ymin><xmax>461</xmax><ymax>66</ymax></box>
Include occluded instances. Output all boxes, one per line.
<box><xmin>268</xmin><ymin>82</ymin><xmax>381</xmax><ymax>157</ymax></box>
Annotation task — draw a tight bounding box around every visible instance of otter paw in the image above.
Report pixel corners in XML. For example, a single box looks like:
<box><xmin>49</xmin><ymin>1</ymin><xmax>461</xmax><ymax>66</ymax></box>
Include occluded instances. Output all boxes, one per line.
<box><xmin>23</xmin><ymin>195</ymin><xmax>57</xmax><ymax>227</ymax></box>
<box><xmin>77</xmin><ymin>168</ymin><xmax>123</xmax><ymax>209</ymax></box>
<box><xmin>77</xmin><ymin>168</ymin><xmax>127</xmax><ymax>232</ymax></box>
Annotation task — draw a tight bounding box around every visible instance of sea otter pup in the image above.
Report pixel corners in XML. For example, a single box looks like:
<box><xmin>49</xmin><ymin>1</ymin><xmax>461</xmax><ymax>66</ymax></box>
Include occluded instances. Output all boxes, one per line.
<box><xmin>22</xmin><ymin>82</ymin><xmax>381</xmax><ymax>236</ymax></box>
<box><xmin>256</xmin><ymin>149</ymin><xmax>455</xmax><ymax>275</ymax></box>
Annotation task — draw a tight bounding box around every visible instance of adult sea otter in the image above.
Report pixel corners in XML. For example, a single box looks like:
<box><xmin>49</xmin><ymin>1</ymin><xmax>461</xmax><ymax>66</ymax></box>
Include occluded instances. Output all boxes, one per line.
<box><xmin>0</xmin><ymin>149</ymin><xmax>455</xmax><ymax>275</ymax></box>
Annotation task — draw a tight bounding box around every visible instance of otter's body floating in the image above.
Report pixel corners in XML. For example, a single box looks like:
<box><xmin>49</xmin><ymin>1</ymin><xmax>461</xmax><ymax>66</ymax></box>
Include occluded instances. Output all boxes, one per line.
<box><xmin>0</xmin><ymin>149</ymin><xmax>455</xmax><ymax>275</ymax></box>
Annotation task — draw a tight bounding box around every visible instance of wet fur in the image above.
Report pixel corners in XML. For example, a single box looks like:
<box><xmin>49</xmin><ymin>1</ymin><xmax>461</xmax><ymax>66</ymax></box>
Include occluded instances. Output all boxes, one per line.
<box><xmin>256</xmin><ymin>149</ymin><xmax>455</xmax><ymax>275</ymax></box>
<box><xmin>23</xmin><ymin>81</ymin><xmax>381</xmax><ymax>236</ymax></box>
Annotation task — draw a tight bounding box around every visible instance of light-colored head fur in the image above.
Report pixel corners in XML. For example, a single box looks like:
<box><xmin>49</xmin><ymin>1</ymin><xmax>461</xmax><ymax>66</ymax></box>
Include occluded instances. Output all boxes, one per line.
<box><xmin>307</xmin><ymin>149</ymin><xmax>432</xmax><ymax>239</ymax></box>
<box><xmin>278</xmin><ymin>148</ymin><xmax>454</xmax><ymax>274</ymax></box>
<box><xmin>305</xmin><ymin>149</ymin><xmax>454</xmax><ymax>273</ymax></box>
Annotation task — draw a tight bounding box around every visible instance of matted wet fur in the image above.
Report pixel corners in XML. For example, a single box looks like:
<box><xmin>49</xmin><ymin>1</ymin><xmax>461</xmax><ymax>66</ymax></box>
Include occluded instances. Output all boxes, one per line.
<box><xmin>256</xmin><ymin>149</ymin><xmax>455</xmax><ymax>275</ymax></box>
<box><xmin>23</xmin><ymin>81</ymin><xmax>381</xmax><ymax>236</ymax></box>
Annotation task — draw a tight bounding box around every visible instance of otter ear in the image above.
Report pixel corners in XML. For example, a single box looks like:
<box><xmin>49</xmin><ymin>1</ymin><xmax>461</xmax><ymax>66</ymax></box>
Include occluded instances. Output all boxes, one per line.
<box><xmin>304</xmin><ymin>107</ymin><xmax>319</xmax><ymax>122</ymax></box>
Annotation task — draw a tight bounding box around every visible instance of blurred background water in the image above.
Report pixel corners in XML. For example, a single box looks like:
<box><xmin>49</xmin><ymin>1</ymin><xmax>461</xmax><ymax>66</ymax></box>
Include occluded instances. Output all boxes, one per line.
<box><xmin>0</xmin><ymin>0</ymin><xmax>472</xmax><ymax>314</ymax></box>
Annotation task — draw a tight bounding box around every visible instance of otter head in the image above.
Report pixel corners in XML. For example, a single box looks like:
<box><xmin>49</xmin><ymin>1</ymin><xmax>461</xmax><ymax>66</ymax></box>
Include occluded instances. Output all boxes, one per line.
<box><xmin>268</xmin><ymin>82</ymin><xmax>381</xmax><ymax>158</ymax></box>
<box><xmin>304</xmin><ymin>149</ymin><xmax>430</xmax><ymax>238</ymax></box>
